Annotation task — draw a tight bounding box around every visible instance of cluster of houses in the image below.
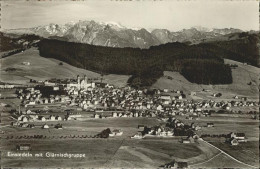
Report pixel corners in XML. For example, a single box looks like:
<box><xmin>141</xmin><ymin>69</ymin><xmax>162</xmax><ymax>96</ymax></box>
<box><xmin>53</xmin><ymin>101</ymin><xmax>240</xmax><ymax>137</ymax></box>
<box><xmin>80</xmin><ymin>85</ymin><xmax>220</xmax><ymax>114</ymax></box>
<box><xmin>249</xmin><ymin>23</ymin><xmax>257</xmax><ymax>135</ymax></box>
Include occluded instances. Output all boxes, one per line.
<box><xmin>16</xmin><ymin>87</ymin><xmax>70</xmax><ymax>106</ymax></box>
<box><xmin>7</xmin><ymin>75</ymin><xmax>258</xmax><ymax>142</ymax></box>
<box><xmin>131</xmin><ymin>118</ymin><xmax>200</xmax><ymax>142</ymax></box>
<box><xmin>227</xmin><ymin>132</ymin><xmax>247</xmax><ymax>145</ymax></box>
<box><xmin>0</xmin><ymin>84</ymin><xmax>15</xmax><ymax>89</ymax></box>
<box><xmin>16</xmin><ymin>88</ymin><xmax>42</xmax><ymax>106</ymax></box>
<box><xmin>16</xmin><ymin>114</ymin><xmax>63</xmax><ymax>123</ymax></box>
<box><xmin>14</xmin><ymin>75</ymin><xmax>259</xmax><ymax>117</ymax></box>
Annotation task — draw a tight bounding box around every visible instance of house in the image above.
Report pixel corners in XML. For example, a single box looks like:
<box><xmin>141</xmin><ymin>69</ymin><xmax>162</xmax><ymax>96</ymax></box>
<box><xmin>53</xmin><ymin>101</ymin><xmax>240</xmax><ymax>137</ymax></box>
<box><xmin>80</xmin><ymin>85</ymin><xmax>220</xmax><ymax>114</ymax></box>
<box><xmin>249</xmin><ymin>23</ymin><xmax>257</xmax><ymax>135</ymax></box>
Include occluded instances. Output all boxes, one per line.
<box><xmin>236</xmin><ymin>133</ymin><xmax>246</xmax><ymax>140</ymax></box>
<box><xmin>42</xmin><ymin>124</ymin><xmax>49</xmax><ymax>129</ymax></box>
<box><xmin>65</xmin><ymin>116</ymin><xmax>72</xmax><ymax>121</ymax></box>
<box><xmin>160</xmin><ymin>95</ymin><xmax>171</xmax><ymax>101</ymax></box>
<box><xmin>156</xmin><ymin>105</ymin><xmax>163</xmax><ymax>111</ymax></box>
<box><xmin>22</xmin><ymin>116</ymin><xmax>28</xmax><ymax>122</ymax></box>
<box><xmin>207</xmin><ymin>123</ymin><xmax>214</xmax><ymax>127</ymax></box>
<box><xmin>192</xmin><ymin>134</ymin><xmax>200</xmax><ymax>139</ymax></box>
<box><xmin>230</xmin><ymin>138</ymin><xmax>239</xmax><ymax>146</ymax></box>
<box><xmin>177</xmin><ymin>95</ymin><xmax>183</xmax><ymax>100</ymax></box>
<box><xmin>50</xmin><ymin>115</ymin><xmax>56</xmax><ymax>121</ymax></box>
<box><xmin>21</xmin><ymin>123</ymin><xmax>29</xmax><ymax>128</ymax></box>
<box><xmin>131</xmin><ymin>132</ymin><xmax>143</xmax><ymax>139</ymax></box>
<box><xmin>112</xmin><ymin>112</ymin><xmax>118</xmax><ymax>117</ymax></box>
<box><xmin>94</xmin><ymin>114</ymin><xmax>101</xmax><ymax>119</ymax></box>
<box><xmin>55</xmin><ymin>116</ymin><xmax>62</xmax><ymax>121</ymax></box>
<box><xmin>0</xmin><ymin>84</ymin><xmax>14</xmax><ymax>89</ymax></box>
<box><xmin>194</xmin><ymin>126</ymin><xmax>201</xmax><ymax>131</ymax></box>
<box><xmin>53</xmin><ymin>86</ymin><xmax>59</xmax><ymax>91</ymax></box>
<box><xmin>28</xmin><ymin>101</ymin><xmax>35</xmax><ymax>105</ymax></box>
<box><xmin>229</xmin><ymin>132</ymin><xmax>247</xmax><ymax>142</ymax></box>
<box><xmin>39</xmin><ymin>116</ymin><xmax>46</xmax><ymax>121</ymax></box>
<box><xmin>227</xmin><ymin>105</ymin><xmax>232</xmax><ymax>110</ymax></box>
<box><xmin>163</xmin><ymin>89</ymin><xmax>169</xmax><ymax>93</ymax></box>
<box><xmin>22</xmin><ymin>62</ymin><xmax>30</xmax><ymax>65</ymax></box>
<box><xmin>16</xmin><ymin>144</ymin><xmax>31</xmax><ymax>151</ymax></box>
<box><xmin>213</xmin><ymin>93</ymin><xmax>222</xmax><ymax>97</ymax></box>
<box><xmin>109</xmin><ymin>129</ymin><xmax>123</xmax><ymax>136</ymax></box>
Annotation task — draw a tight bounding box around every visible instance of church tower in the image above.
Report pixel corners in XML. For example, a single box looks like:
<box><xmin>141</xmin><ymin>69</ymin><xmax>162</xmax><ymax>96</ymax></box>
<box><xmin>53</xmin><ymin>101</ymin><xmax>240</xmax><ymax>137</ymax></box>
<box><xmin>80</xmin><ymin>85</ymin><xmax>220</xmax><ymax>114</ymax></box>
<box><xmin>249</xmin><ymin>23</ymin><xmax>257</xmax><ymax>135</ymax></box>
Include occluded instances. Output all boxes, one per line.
<box><xmin>77</xmin><ymin>75</ymin><xmax>80</xmax><ymax>89</ymax></box>
<box><xmin>84</xmin><ymin>75</ymin><xmax>88</xmax><ymax>84</ymax></box>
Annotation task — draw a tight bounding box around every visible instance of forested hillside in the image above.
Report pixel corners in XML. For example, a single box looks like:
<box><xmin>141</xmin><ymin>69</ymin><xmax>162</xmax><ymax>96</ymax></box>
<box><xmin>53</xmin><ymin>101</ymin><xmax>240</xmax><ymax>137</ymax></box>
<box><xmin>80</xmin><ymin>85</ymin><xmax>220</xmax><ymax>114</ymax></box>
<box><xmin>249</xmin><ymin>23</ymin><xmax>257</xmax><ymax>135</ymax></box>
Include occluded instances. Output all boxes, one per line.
<box><xmin>37</xmin><ymin>33</ymin><xmax>258</xmax><ymax>87</ymax></box>
<box><xmin>0</xmin><ymin>33</ymin><xmax>41</xmax><ymax>52</ymax></box>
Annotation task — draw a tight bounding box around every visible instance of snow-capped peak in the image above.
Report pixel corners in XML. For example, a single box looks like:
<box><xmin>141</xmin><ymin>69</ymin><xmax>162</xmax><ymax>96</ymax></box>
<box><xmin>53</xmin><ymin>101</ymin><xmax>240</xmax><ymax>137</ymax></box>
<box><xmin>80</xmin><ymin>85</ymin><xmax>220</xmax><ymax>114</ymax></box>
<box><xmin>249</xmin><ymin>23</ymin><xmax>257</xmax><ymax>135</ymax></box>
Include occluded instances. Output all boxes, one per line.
<box><xmin>96</xmin><ymin>21</ymin><xmax>126</xmax><ymax>29</ymax></box>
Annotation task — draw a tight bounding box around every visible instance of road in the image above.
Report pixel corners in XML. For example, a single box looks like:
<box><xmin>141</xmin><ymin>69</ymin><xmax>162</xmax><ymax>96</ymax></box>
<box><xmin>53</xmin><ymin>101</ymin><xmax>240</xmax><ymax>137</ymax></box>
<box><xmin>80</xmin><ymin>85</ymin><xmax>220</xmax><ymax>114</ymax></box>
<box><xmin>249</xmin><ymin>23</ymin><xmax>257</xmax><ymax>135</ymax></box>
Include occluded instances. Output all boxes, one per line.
<box><xmin>190</xmin><ymin>138</ymin><xmax>258</xmax><ymax>168</ymax></box>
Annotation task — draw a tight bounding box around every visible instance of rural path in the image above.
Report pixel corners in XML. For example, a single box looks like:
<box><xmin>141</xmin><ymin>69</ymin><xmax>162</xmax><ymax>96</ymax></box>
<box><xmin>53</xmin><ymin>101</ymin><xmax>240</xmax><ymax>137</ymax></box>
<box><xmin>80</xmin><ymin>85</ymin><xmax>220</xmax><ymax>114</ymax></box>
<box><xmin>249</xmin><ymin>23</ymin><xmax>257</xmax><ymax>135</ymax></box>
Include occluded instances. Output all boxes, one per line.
<box><xmin>189</xmin><ymin>152</ymin><xmax>222</xmax><ymax>167</ymax></box>
<box><xmin>198</xmin><ymin>138</ymin><xmax>258</xmax><ymax>168</ymax></box>
<box><xmin>122</xmin><ymin>146</ymin><xmax>154</xmax><ymax>163</ymax></box>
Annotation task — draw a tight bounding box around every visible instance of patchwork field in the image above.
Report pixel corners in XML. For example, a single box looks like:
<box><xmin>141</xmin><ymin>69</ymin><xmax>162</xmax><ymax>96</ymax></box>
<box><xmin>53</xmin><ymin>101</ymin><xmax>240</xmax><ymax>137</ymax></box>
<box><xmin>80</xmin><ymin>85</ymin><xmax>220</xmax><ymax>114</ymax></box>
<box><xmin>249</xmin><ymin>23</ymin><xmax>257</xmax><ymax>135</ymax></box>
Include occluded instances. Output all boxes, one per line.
<box><xmin>211</xmin><ymin>141</ymin><xmax>259</xmax><ymax>167</ymax></box>
<box><xmin>1</xmin><ymin>138</ymin><xmax>220</xmax><ymax>168</ymax></box>
<box><xmin>2</xmin><ymin>118</ymin><xmax>162</xmax><ymax>139</ymax></box>
<box><xmin>1</xmin><ymin>114</ymin><xmax>258</xmax><ymax>168</ymax></box>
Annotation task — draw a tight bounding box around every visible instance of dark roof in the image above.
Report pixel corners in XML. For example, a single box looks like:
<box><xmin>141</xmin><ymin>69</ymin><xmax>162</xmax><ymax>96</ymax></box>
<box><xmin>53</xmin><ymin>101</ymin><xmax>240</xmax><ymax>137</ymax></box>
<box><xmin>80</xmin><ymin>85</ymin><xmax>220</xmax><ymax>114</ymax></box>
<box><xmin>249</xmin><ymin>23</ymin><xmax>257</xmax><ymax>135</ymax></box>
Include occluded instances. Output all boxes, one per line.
<box><xmin>236</xmin><ymin>133</ymin><xmax>245</xmax><ymax>137</ymax></box>
<box><xmin>18</xmin><ymin>144</ymin><xmax>31</xmax><ymax>147</ymax></box>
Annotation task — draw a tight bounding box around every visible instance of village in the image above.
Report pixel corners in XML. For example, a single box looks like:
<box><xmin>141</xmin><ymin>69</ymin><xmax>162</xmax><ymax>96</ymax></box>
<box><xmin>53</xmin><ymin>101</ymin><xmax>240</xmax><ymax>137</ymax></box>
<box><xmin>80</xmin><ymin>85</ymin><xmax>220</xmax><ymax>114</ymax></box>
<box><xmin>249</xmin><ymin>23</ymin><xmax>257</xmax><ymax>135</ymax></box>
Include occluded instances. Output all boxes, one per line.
<box><xmin>0</xmin><ymin>75</ymin><xmax>259</xmax><ymax>168</ymax></box>
<box><xmin>1</xmin><ymin>75</ymin><xmax>257</xmax><ymax>141</ymax></box>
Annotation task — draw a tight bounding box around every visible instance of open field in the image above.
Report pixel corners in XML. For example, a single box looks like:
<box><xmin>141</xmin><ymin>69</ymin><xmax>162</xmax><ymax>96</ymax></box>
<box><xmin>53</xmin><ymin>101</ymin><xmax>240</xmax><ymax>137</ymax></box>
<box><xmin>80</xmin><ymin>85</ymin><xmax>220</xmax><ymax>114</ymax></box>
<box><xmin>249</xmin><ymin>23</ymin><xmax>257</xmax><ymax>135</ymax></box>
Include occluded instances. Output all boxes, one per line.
<box><xmin>177</xmin><ymin>115</ymin><xmax>259</xmax><ymax>140</ymax></box>
<box><xmin>1</xmin><ymin>114</ymin><xmax>258</xmax><ymax>168</ymax></box>
<box><xmin>0</xmin><ymin>48</ymin><xmax>130</xmax><ymax>87</ymax></box>
<box><xmin>1</xmin><ymin>138</ymin><xmax>220</xmax><ymax>168</ymax></box>
<box><xmin>211</xmin><ymin>141</ymin><xmax>259</xmax><ymax>167</ymax></box>
<box><xmin>3</xmin><ymin>136</ymin><xmax>255</xmax><ymax>168</ymax></box>
<box><xmin>2</xmin><ymin>118</ymin><xmax>162</xmax><ymax>139</ymax></box>
<box><xmin>190</xmin><ymin>151</ymin><xmax>255</xmax><ymax>168</ymax></box>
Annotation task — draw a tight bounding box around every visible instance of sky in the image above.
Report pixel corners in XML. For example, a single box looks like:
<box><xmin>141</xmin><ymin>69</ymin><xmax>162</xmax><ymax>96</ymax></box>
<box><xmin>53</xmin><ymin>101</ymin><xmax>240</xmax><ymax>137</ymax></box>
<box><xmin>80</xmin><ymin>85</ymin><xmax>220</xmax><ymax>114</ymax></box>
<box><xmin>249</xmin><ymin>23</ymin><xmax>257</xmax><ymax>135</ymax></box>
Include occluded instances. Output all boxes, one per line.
<box><xmin>1</xmin><ymin>0</ymin><xmax>259</xmax><ymax>31</ymax></box>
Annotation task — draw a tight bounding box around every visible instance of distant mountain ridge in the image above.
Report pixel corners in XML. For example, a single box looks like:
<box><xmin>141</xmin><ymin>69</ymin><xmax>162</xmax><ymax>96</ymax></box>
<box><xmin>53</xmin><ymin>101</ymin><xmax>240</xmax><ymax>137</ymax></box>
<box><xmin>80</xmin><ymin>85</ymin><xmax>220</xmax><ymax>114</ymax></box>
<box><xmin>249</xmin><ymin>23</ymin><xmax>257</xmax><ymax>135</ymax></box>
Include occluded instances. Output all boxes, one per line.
<box><xmin>3</xmin><ymin>20</ymin><xmax>243</xmax><ymax>48</ymax></box>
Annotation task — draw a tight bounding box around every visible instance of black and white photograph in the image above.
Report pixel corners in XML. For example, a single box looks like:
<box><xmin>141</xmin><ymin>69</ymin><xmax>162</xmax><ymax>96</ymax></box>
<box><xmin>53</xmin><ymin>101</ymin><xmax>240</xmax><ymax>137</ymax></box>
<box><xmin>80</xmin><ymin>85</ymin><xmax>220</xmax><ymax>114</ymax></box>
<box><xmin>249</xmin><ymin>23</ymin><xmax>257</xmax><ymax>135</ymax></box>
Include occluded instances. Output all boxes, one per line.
<box><xmin>0</xmin><ymin>0</ymin><xmax>259</xmax><ymax>168</ymax></box>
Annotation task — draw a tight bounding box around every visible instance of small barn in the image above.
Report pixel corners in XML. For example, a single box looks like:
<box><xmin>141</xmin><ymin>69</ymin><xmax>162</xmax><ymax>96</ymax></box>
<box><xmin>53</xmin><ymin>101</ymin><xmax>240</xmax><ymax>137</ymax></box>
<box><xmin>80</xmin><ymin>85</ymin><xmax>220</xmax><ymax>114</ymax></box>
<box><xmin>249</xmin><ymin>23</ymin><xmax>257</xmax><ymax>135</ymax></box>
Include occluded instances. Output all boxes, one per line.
<box><xmin>230</xmin><ymin>138</ymin><xmax>239</xmax><ymax>146</ymax></box>
<box><xmin>42</xmin><ymin>124</ymin><xmax>49</xmax><ymax>129</ymax></box>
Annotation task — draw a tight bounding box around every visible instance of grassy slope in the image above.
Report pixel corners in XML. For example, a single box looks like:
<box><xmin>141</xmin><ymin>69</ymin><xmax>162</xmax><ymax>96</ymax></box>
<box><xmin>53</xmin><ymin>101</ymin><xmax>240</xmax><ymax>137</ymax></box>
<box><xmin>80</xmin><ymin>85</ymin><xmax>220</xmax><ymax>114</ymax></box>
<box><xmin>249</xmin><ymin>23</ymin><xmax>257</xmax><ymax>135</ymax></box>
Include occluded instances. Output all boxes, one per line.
<box><xmin>152</xmin><ymin>59</ymin><xmax>260</xmax><ymax>100</ymax></box>
<box><xmin>0</xmin><ymin>48</ymin><xmax>130</xmax><ymax>87</ymax></box>
<box><xmin>0</xmin><ymin>47</ymin><xmax>259</xmax><ymax>97</ymax></box>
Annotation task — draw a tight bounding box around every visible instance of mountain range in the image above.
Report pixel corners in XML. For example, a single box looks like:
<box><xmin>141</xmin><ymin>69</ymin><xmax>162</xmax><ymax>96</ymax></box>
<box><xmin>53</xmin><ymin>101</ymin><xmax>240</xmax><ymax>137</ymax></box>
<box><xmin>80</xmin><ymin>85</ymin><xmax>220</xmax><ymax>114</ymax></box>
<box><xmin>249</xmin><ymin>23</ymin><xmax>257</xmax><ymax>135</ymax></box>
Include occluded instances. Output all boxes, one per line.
<box><xmin>3</xmin><ymin>20</ymin><xmax>244</xmax><ymax>48</ymax></box>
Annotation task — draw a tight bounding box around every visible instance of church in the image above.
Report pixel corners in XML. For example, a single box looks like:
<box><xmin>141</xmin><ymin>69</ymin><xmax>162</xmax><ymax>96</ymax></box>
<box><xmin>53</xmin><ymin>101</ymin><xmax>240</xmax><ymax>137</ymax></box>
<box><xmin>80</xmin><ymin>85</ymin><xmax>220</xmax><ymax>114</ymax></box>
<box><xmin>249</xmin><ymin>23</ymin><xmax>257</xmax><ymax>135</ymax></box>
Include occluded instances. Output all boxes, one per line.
<box><xmin>67</xmin><ymin>75</ymin><xmax>95</xmax><ymax>89</ymax></box>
